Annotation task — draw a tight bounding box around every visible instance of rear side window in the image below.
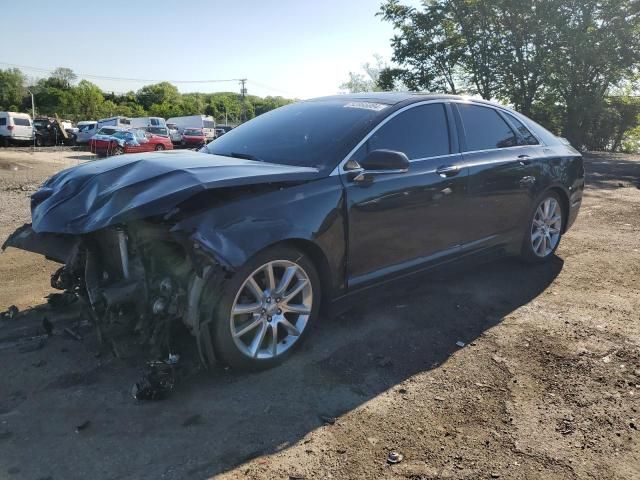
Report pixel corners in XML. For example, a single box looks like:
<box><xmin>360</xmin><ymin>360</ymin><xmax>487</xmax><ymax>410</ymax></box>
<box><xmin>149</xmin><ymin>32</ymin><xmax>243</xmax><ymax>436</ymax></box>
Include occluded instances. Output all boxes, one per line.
<box><xmin>121</xmin><ymin>118</ymin><xmax>131</xmax><ymax>125</ymax></box>
<box><xmin>0</xmin><ymin>118</ymin><xmax>6</xmax><ymax>126</ymax></box>
<box><xmin>13</xmin><ymin>117</ymin><xmax>31</xmax><ymax>126</ymax></box>
<box><xmin>363</xmin><ymin>103</ymin><xmax>450</xmax><ymax>160</ymax></box>
<box><xmin>506</xmin><ymin>115</ymin><xmax>539</xmax><ymax>145</ymax></box>
<box><xmin>203</xmin><ymin>120</ymin><xmax>215</xmax><ymax>129</ymax></box>
<box><xmin>457</xmin><ymin>104</ymin><xmax>517</xmax><ymax>151</ymax></box>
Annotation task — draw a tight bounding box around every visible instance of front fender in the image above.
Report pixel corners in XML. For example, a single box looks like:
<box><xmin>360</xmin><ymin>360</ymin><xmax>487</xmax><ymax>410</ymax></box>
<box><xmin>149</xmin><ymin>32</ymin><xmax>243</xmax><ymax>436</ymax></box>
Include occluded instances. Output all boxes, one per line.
<box><xmin>173</xmin><ymin>175</ymin><xmax>347</xmax><ymax>295</ymax></box>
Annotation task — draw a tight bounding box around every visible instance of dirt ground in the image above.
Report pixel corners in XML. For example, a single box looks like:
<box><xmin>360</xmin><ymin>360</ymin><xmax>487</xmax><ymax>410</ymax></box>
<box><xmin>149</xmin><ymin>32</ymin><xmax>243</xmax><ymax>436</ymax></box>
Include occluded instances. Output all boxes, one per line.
<box><xmin>0</xmin><ymin>148</ymin><xmax>638</xmax><ymax>480</ymax></box>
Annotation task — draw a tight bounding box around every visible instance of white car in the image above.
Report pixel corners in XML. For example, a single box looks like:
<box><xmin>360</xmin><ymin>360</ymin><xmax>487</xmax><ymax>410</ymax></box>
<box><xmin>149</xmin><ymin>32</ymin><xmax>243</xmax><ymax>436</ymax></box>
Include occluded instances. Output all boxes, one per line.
<box><xmin>75</xmin><ymin>121</ymin><xmax>98</xmax><ymax>144</ymax></box>
<box><xmin>166</xmin><ymin>123</ymin><xmax>182</xmax><ymax>144</ymax></box>
<box><xmin>0</xmin><ymin>112</ymin><xmax>33</xmax><ymax>147</ymax></box>
<box><xmin>166</xmin><ymin>115</ymin><xmax>216</xmax><ymax>142</ymax></box>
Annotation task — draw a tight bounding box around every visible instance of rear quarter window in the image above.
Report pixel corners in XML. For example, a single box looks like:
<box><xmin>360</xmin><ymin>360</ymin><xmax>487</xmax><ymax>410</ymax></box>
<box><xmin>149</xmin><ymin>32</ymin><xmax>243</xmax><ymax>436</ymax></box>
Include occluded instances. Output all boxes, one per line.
<box><xmin>505</xmin><ymin>114</ymin><xmax>539</xmax><ymax>145</ymax></box>
<box><xmin>13</xmin><ymin>118</ymin><xmax>31</xmax><ymax>126</ymax></box>
<box><xmin>0</xmin><ymin>118</ymin><xmax>6</xmax><ymax>126</ymax></box>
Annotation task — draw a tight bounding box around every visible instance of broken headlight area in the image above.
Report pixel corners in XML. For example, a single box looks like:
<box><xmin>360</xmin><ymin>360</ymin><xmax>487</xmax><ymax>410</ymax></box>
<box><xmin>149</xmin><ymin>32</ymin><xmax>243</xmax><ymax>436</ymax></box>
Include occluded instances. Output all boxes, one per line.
<box><xmin>3</xmin><ymin>221</ymin><xmax>207</xmax><ymax>359</ymax></box>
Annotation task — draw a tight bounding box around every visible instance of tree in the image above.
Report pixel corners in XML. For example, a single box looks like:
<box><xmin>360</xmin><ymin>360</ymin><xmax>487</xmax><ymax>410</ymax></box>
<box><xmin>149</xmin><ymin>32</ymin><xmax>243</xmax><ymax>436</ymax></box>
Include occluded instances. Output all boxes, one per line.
<box><xmin>50</xmin><ymin>67</ymin><xmax>77</xmax><ymax>89</ymax></box>
<box><xmin>0</xmin><ymin>68</ymin><xmax>27</xmax><ymax>111</ymax></box>
<box><xmin>74</xmin><ymin>80</ymin><xmax>104</xmax><ymax>118</ymax></box>
<box><xmin>340</xmin><ymin>54</ymin><xmax>387</xmax><ymax>93</ymax></box>
<box><xmin>379</xmin><ymin>0</ymin><xmax>640</xmax><ymax>148</ymax></box>
<box><xmin>136</xmin><ymin>82</ymin><xmax>181</xmax><ymax>110</ymax></box>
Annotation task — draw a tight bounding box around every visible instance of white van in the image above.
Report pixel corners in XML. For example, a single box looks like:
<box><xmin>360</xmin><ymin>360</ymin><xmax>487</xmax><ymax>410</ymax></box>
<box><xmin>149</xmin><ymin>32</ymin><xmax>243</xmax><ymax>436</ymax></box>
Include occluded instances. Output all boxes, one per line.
<box><xmin>75</xmin><ymin>121</ymin><xmax>98</xmax><ymax>144</ymax></box>
<box><xmin>97</xmin><ymin>116</ymin><xmax>131</xmax><ymax>130</ymax></box>
<box><xmin>130</xmin><ymin>117</ymin><xmax>166</xmax><ymax>129</ymax></box>
<box><xmin>0</xmin><ymin>112</ymin><xmax>33</xmax><ymax>146</ymax></box>
<box><xmin>166</xmin><ymin>115</ymin><xmax>216</xmax><ymax>142</ymax></box>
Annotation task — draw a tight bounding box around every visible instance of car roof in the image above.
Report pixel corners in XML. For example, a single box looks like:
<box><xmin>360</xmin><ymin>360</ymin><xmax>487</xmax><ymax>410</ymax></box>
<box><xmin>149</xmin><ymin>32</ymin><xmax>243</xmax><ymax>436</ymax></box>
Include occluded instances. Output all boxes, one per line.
<box><xmin>308</xmin><ymin>92</ymin><xmax>512</xmax><ymax>110</ymax></box>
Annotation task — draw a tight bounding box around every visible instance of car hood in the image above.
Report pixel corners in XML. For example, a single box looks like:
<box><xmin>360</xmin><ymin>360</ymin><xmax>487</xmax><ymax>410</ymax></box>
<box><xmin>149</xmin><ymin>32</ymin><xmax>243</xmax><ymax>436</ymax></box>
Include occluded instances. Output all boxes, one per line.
<box><xmin>30</xmin><ymin>150</ymin><xmax>320</xmax><ymax>234</ymax></box>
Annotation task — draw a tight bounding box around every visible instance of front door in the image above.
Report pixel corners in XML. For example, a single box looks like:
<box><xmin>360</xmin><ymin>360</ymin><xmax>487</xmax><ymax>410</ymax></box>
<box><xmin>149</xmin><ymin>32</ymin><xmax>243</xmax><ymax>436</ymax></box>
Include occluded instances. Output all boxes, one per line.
<box><xmin>342</xmin><ymin>102</ymin><xmax>469</xmax><ymax>288</ymax></box>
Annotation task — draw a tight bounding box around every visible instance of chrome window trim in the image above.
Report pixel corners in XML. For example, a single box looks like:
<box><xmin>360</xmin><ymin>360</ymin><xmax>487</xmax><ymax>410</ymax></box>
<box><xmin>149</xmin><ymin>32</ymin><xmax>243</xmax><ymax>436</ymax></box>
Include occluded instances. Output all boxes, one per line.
<box><xmin>331</xmin><ymin>98</ymin><xmax>545</xmax><ymax>177</ymax></box>
<box><xmin>331</xmin><ymin>99</ymin><xmax>446</xmax><ymax>176</ymax></box>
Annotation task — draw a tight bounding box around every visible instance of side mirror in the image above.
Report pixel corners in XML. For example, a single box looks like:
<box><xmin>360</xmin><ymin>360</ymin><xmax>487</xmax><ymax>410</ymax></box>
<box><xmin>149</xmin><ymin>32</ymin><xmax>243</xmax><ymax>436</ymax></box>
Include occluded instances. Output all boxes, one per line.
<box><xmin>358</xmin><ymin>149</ymin><xmax>409</xmax><ymax>173</ymax></box>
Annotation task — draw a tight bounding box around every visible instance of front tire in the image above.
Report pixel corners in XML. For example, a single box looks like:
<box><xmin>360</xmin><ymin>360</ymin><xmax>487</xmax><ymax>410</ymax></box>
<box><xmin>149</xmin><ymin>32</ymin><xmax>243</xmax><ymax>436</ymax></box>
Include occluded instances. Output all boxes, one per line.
<box><xmin>521</xmin><ymin>191</ymin><xmax>564</xmax><ymax>263</ymax></box>
<box><xmin>155</xmin><ymin>144</ymin><xmax>165</xmax><ymax>151</ymax></box>
<box><xmin>200</xmin><ymin>245</ymin><xmax>321</xmax><ymax>371</ymax></box>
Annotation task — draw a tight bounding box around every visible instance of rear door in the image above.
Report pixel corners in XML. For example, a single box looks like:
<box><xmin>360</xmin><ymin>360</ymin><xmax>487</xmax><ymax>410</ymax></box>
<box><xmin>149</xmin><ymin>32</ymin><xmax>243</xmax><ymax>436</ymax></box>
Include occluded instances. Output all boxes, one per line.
<box><xmin>12</xmin><ymin>116</ymin><xmax>32</xmax><ymax>140</ymax></box>
<box><xmin>454</xmin><ymin>103</ymin><xmax>538</xmax><ymax>246</ymax></box>
<box><xmin>343</xmin><ymin>102</ymin><xmax>469</xmax><ymax>288</ymax></box>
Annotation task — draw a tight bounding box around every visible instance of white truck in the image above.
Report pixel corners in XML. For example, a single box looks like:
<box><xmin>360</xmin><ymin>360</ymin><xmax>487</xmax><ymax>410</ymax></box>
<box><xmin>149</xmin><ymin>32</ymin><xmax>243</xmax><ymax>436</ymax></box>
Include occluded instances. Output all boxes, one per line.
<box><xmin>166</xmin><ymin>115</ymin><xmax>216</xmax><ymax>142</ymax></box>
<box><xmin>0</xmin><ymin>112</ymin><xmax>33</xmax><ymax>147</ymax></box>
<box><xmin>129</xmin><ymin>117</ymin><xmax>167</xmax><ymax>129</ymax></box>
<box><xmin>97</xmin><ymin>116</ymin><xmax>131</xmax><ymax>130</ymax></box>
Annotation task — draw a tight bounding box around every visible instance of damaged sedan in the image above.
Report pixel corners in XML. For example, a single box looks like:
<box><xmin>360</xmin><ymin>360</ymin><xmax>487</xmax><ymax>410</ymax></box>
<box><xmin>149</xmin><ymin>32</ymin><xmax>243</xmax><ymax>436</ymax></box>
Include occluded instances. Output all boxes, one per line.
<box><xmin>2</xmin><ymin>93</ymin><xmax>584</xmax><ymax>370</ymax></box>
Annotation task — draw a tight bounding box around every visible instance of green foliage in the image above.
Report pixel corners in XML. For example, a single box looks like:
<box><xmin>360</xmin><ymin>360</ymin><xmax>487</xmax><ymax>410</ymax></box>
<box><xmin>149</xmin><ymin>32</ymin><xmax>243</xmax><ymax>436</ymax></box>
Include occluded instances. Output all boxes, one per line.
<box><xmin>0</xmin><ymin>68</ymin><xmax>295</xmax><ymax>126</ymax></box>
<box><xmin>0</xmin><ymin>68</ymin><xmax>27</xmax><ymax>111</ymax></box>
<box><xmin>378</xmin><ymin>0</ymin><xmax>640</xmax><ymax>151</ymax></box>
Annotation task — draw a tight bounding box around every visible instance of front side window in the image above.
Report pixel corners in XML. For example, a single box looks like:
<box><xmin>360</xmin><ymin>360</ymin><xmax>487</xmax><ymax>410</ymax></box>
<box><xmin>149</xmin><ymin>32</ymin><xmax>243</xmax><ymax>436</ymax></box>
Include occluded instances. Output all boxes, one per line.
<box><xmin>356</xmin><ymin>103</ymin><xmax>450</xmax><ymax>161</ymax></box>
<box><xmin>457</xmin><ymin>104</ymin><xmax>517</xmax><ymax>151</ymax></box>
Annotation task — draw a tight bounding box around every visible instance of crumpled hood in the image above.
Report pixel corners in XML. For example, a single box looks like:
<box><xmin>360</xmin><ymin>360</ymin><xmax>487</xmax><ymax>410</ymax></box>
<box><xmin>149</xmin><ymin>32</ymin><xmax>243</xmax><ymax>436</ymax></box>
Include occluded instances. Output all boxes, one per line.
<box><xmin>31</xmin><ymin>150</ymin><xmax>320</xmax><ymax>234</ymax></box>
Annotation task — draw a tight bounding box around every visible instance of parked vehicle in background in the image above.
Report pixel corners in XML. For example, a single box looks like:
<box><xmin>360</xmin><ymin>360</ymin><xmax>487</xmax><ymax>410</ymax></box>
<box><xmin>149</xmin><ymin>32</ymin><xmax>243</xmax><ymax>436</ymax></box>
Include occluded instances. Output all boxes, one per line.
<box><xmin>167</xmin><ymin>115</ymin><xmax>216</xmax><ymax>142</ymax></box>
<box><xmin>75</xmin><ymin>121</ymin><xmax>98</xmax><ymax>144</ymax></box>
<box><xmin>0</xmin><ymin>112</ymin><xmax>33</xmax><ymax>147</ymax></box>
<box><xmin>167</xmin><ymin>123</ymin><xmax>182</xmax><ymax>144</ymax></box>
<box><xmin>146</xmin><ymin>126</ymin><xmax>170</xmax><ymax>138</ymax></box>
<box><xmin>181</xmin><ymin>128</ymin><xmax>206</xmax><ymax>147</ymax></box>
<box><xmin>97</xmin><ymin>116</ymin><xmax>131</xmax><ymax>130</ymax></box>
<box><xmin>89</xmin><ymin>128</ymin><xmax>173</xmax><ymax>157</ymax></box>
<box><xmin>33</xmin><ymin>117</ymin><xmax>77</xmax><ymax>146</ymax></box>
<box><xmin>215</xmin><ymin>125</ymin><xmax>234</xmax><ymax>136</ymax></box>
<box><xmin>130</xmin><ymin>117</ymin><xmax>167</xmax><ymax>129</ymax></box>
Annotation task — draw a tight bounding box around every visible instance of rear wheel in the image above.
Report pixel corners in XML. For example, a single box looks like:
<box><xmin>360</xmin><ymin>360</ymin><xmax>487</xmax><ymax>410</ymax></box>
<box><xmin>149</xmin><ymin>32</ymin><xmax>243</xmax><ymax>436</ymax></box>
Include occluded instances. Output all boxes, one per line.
<box><xmin>1</xmin><ymin>136</ymin><xmax>9</xmax><ymax>148</ymax></box>
<box><xmin>199</xmin><ymin>245</ymin><xmax>321</xmax><ymax>371</ymax></box>
<box><xmin>521</xmin><ymin>191</ymin><xmax>564</xmax><ymax>263</ymax></box>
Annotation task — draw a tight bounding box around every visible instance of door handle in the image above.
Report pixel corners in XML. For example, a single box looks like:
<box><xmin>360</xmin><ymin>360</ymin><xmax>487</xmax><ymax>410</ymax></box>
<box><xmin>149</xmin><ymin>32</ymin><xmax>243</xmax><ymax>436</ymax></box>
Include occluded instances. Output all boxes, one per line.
<box><xmin>518</xmin><ymin>154</ymin><xmax>532</xmax><ymax>165</ymax></box>
<box><xmin>435</xmin><ymin>165</ymin><xmax>460</xmax><ymax>177</ymax></box>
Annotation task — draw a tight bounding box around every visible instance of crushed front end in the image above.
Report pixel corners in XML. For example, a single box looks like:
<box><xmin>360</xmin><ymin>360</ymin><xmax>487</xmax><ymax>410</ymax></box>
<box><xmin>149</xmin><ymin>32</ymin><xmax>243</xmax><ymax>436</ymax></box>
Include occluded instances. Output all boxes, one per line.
<box><xmin>3</xmin><ymin>221</ymin><xmax>203</xmax><ymax>358</ymax></box>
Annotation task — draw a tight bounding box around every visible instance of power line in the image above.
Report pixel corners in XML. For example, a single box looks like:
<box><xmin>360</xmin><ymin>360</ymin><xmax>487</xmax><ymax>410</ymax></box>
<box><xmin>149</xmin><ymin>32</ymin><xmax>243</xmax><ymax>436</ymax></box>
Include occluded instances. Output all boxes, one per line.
<box><xmin>0</xmin><ymin>61</ymin><xmax>242</xmax><ymax>84</ymax></box>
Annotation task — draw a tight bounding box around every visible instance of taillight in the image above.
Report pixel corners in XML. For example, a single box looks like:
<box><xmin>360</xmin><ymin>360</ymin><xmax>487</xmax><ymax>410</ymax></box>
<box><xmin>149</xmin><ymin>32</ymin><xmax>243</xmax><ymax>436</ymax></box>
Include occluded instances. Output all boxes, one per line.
<box><xmin>7</xmin><ymin>125</ymin><xmax>14</xmax><ymax>131</ymax></box>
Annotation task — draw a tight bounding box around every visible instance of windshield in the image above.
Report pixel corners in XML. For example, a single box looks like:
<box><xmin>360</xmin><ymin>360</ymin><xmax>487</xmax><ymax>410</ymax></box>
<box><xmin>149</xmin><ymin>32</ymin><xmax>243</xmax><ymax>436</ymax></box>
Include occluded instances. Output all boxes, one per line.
<box><xmin>33</xmin><ymin>120</ymin><xmax>48</xmax><ymax>130</ymax></box>
<box><xmin>202</xmin><ymin>99</ymin><xmax>388</xmax><ymax>170</ymax></box>
<box><xmin>79</xmin><ymin>124</ymin><xmax>95</xmax><ymax>132</ymax></box>
<box><xmin>184</xmin><ymin>129</ymin><xmax>203</xmax><ymax>135</ymax></box>
<box><xmin>97</xmin><ymin>128</ymin><xmax>116</xmax><ymax>135</ymax></box>
<box><xmin>112</xmin><ymin>131</ymin><xmax>134</xmax><ymax>140</ymax></box>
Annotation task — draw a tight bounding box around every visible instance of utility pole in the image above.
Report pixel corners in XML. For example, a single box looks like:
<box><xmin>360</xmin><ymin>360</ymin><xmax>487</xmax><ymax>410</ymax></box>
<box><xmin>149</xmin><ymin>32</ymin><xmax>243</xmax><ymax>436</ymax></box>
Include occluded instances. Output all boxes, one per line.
<box><xmin>27</xmin><ymin>89</ymin><xmax>36</xmax><ymax>149</ymax></box>
<box><xmin>239</xmin><ymin>78</ymin><xmax>247</xmax><ymax>123</ymax></box>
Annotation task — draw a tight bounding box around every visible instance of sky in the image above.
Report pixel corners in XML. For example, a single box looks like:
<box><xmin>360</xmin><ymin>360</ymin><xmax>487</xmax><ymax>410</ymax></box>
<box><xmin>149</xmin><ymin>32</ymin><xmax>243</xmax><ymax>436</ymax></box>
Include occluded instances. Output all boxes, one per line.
<box><xmin>2</xmin><ymin>0</ymin><xmax>420</xmax><ymax>99</ymax></box>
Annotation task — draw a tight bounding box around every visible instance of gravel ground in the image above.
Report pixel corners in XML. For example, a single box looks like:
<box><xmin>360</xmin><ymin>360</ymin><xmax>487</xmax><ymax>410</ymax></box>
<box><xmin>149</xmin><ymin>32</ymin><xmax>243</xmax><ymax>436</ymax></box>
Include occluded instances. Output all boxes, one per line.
<box><xmin>0</xmin><ymin>149</ymin><xmax>638</xmax><ymax>480</ymax></box>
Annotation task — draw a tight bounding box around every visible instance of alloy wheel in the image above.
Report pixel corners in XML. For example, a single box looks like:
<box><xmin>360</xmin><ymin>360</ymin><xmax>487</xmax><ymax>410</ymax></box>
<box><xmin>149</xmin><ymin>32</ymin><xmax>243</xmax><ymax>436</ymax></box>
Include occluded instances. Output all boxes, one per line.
<box><xmin>531</xmin><ymin>197</ymin><xmax>562</xmax><ymax>257</ymax></box>
<box><xmin>230</xmin><ymin>260</ymin><xmax>313</xmax><ymax>360</ymax></box>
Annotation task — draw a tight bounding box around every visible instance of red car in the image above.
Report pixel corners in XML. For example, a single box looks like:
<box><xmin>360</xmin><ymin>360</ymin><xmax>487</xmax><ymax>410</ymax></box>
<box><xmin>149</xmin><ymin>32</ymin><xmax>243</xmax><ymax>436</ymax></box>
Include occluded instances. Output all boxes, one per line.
<box><xmin>90</xmin><ymin>129</ymin><xmax>173</xmax><ymax>157</ymax></box>
<box><xmin>181</xmin><ymin>128</ymin><xmax>207</xmax><ymax>148</ymax></box>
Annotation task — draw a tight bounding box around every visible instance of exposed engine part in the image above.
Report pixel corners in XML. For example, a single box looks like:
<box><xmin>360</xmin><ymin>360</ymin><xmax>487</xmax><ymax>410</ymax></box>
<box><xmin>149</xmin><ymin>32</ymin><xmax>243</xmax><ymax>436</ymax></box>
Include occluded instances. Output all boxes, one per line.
<box><xmin>117</xmin><ymin>229</ymin><xmax>130</xmax><ymax>279</ymax></box>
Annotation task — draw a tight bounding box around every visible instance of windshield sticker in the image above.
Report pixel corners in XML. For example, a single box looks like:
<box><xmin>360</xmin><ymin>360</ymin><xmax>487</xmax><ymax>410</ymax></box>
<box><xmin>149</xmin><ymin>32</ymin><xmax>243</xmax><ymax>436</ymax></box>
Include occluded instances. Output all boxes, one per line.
<box><xmin>343</xmin><ymin>102</ymin><xmax>388</xmax><ymax>111</ymax></box>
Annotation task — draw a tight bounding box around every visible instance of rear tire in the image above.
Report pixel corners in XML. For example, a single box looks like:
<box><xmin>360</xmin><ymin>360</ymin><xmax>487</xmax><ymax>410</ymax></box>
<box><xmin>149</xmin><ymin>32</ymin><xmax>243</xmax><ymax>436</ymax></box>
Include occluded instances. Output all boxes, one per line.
<box><xmin>520</xmin><ymin>191</ymin><xmax>565</xmax><ymax>263</ymax></box>
<box><xmin>1</xmin><ymin>137</ymin><xmax>9</xmax><ymax>148</ymax></box>
<box><xmin>198</xmin><ymin>245</ymin><xmax>321</xmax><ymax>371</ymax></box>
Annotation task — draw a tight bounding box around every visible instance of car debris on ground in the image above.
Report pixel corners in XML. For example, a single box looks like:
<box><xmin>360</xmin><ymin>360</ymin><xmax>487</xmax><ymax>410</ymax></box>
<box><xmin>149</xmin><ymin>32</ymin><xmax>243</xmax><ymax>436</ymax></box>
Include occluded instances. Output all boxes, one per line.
<box><xmin>131</xmin><ymin>354</ymin><xmax>181</xmax><ymax>401</ymax></box>
<box><xmin>1</xmin><ymin>305</ymin><xmax>19</xmax><ymax>320</ymax></box>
